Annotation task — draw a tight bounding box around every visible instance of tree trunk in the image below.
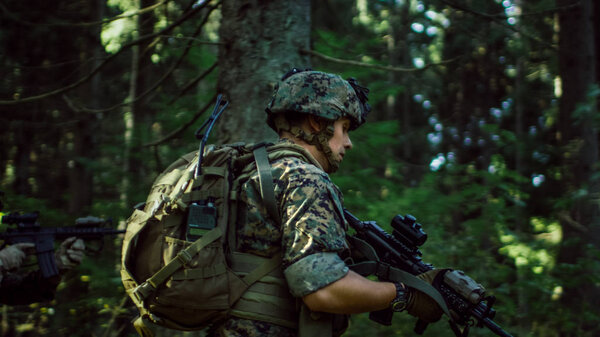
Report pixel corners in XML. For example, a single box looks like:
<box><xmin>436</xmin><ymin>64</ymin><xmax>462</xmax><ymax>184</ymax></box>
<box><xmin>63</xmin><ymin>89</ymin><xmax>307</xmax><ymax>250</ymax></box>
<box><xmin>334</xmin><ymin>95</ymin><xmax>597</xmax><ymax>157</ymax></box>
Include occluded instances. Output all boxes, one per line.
<box><xmin>216</xmin><ymin>0</ymin><xmax>311</xmax><ymax>143</ymax></box>
<box><xmin>123</xmin><ymin>0</ymin><xmax>158</xmax><ymax>208</ymax></box>
<box><xmin>556</xmin><ymin>0</ymin><xmax>599</xmax><ymax>335</ymax></box>
<box><xmin>67</xmin><ymin>0</ymin><xmax>104</xmax><ymax>215</ymax></box>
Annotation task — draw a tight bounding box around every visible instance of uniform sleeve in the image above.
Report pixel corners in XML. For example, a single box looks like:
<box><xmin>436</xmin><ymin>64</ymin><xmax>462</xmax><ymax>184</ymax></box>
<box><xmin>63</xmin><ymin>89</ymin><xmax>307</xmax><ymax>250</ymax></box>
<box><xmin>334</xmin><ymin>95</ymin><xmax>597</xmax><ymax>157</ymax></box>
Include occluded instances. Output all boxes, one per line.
<box><xmin>280</xmin><ymin>170</ymin><xmax>349</xmax><ymax>297</ymax></box>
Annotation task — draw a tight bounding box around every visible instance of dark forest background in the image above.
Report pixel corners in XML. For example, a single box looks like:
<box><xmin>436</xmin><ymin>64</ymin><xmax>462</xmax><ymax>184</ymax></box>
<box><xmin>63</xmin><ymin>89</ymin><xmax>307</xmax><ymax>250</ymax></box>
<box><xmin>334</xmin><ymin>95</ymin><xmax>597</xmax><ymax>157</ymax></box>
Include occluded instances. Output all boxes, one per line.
<box><xmin>0</xmin><ymin>0</ymin><xmax>598</xmax><ymax>336</ymax></box>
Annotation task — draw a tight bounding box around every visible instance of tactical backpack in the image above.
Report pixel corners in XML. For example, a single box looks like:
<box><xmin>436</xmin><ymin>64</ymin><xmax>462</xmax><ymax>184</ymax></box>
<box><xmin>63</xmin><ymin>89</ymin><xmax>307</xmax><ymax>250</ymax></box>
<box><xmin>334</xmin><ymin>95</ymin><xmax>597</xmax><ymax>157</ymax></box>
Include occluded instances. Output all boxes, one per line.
<box><xmin>120</xmin><ymin>96</ymin><xmax>319</xmax><ymax>335</ymax></box>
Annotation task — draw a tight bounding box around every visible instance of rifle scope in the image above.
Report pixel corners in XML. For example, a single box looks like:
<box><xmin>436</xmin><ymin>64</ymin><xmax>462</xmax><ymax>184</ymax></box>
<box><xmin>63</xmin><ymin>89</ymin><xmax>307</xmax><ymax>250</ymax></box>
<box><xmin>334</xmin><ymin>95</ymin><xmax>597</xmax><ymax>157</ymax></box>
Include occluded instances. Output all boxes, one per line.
<box><xmin>391</xmin><ymin>214</ymin><xmax>427</xmax><ymax>247</ymax></box>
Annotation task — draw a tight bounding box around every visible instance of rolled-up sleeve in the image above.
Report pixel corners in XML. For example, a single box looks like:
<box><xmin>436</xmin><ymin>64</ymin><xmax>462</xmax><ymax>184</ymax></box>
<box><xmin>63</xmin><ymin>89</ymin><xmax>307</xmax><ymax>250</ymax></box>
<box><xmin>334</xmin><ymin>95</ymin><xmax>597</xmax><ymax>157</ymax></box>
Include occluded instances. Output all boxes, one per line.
<box><xmin>278</xmin><ymin>165</ymin><xmax>349</xmax><ymax>297</ymax></box>
<box><xmin>284</xmin><ymin>252</ymin><xmax>349</xmax><ymax>297</ymax></box>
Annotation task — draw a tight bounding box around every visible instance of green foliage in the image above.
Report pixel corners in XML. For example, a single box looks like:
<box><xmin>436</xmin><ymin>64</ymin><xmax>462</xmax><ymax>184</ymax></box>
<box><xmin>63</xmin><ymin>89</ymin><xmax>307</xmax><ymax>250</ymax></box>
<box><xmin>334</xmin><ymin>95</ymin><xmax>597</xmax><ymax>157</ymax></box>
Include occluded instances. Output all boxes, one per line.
<box><xmin>573</xmin><ymin>84</ymin><xmax>600</xmax><ymax>127</ymax></box>
<box><xmin>0</xmin><ymin>192</ymin><xmax>73</xmax><ymax>228</ymax></box>
<box><xmin>2</xmin><ymin>0</ymin><xmax>599</xmax><ymax>336</ymax></box>
<box><xmin>332</xmin><ymin>116</ymin><xmax>590</xmax><ymax>335</ymax></box>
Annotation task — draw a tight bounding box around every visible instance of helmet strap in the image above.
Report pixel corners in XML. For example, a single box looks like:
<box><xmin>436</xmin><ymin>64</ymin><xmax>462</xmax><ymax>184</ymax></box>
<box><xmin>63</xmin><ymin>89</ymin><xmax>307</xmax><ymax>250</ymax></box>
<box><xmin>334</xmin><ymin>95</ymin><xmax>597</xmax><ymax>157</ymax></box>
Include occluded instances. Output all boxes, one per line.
<box><xmin>315</xmin><ymin>124</ymin><xmax>340</xmax><ymax>173</ymax></box>
<box><xmin>274</xmin><ymin>114</ymin><xmax>340</xmax><ymax>173</ymax></box>
<box><xmin>291</xmin><ymin>124</ymin><xmax>339</xmax><ymax>173</ymax></box>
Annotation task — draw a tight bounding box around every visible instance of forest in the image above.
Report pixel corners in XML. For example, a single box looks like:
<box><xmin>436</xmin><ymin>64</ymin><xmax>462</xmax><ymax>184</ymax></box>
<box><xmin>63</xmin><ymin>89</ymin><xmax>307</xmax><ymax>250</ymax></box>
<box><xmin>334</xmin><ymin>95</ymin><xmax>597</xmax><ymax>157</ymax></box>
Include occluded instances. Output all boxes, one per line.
<box><xmin>0</xmin><ymin>0</ymin><xmax>598</xmax><ymax>336</ymax></box>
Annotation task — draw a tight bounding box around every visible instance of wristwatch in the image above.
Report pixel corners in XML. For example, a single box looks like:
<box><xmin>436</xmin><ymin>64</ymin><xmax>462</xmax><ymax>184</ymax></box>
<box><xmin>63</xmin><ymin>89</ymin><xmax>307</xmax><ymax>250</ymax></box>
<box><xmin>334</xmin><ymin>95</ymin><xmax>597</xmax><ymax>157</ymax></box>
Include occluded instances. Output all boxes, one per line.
<box><xmin>390</xmin><ymin>282</ymin><xmax>410</xmax><ymax>312</ymax></box>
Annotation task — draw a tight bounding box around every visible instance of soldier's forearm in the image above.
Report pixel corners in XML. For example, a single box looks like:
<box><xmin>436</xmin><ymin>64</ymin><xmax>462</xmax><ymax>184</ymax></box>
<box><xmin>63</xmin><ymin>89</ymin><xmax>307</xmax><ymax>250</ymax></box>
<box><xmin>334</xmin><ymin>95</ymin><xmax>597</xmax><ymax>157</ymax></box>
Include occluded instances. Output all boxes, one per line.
<box><xmin>302</xmin><ymin>270</ymin><xmax>396</xmax><ymax>314</ymax></box>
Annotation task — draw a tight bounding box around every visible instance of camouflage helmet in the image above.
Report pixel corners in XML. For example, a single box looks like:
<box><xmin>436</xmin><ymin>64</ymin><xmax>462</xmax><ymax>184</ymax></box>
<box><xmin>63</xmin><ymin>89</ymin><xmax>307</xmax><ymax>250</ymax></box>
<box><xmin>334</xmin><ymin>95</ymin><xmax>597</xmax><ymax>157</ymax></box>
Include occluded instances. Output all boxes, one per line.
<box><xmin>266</xmin><ymin>69</ymin><xmax>370</xmax><ymax>132</ymax></box>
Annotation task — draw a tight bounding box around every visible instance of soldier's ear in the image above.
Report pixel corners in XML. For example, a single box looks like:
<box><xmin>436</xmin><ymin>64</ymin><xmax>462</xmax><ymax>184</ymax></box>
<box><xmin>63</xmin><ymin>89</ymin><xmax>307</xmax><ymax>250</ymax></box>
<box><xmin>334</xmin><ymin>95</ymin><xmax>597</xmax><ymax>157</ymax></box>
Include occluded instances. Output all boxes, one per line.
<box><xmin>306</xmin><ymin>115</ymin><xmax>323</xmax><ymax>133</ymax></box>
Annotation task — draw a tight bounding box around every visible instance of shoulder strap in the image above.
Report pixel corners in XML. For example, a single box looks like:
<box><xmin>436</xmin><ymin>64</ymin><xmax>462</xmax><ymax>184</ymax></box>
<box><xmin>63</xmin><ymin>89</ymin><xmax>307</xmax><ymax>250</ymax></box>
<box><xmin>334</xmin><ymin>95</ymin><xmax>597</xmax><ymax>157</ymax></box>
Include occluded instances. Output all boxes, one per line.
<box><xmin>252</xmin><ymin>144</ymin><xmax>281</xmax><ymax>224</ymax></box>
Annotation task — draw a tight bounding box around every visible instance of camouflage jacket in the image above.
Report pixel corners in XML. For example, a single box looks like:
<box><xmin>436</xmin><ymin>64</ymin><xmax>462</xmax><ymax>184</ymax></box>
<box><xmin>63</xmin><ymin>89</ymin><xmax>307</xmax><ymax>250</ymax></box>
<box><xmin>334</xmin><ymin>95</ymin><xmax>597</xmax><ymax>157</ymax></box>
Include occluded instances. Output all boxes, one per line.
<box><xmin>212</xmin><ymin>139</ymin><xmax>350</xmax><ymax>337</ymax></box>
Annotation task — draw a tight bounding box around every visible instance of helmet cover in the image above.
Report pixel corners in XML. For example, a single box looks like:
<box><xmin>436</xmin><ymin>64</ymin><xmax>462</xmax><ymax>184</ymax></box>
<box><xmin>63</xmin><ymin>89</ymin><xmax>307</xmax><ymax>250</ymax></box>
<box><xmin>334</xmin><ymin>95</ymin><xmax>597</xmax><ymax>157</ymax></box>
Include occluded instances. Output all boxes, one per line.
<box><xmin>266</xmin><ymin>69</ymin><xmax>370</xmax><ymax>132</ymax></box>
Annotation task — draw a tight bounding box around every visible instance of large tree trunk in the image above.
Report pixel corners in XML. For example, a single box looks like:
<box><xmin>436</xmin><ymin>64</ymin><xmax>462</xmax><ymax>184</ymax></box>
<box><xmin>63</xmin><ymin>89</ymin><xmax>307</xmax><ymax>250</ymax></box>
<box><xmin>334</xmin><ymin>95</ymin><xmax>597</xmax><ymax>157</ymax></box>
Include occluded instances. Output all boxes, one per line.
<box><xmin>216</xmin><ymin>0</ymin><xmax>311</xmax><ymax>143</ymax></box>
<box><xmin>556</xmin><ymin>0</ymin><xmax>599</xmax><ymax>335</ymax></box>
<box><xmin>123</xmin><ymin>0</ymin><xmax>158</xmax><ymax>208</ymax></box>
<box><xmin>67</xmin><ymin>0</ymin><xmax>104</xmax><ymax>215</ymax></box>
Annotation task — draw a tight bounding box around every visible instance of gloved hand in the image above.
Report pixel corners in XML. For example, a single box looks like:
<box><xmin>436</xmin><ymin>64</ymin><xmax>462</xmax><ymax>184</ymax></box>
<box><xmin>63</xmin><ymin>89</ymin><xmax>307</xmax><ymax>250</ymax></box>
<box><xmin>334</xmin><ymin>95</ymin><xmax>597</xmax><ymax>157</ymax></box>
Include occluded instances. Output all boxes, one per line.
<box><xmin>0</xmin><ymin>243</ymin><xmax>35</xmax><ymax>271</ymax></box>
<box><xmin>406</xmin><ymin>269</ymin><xmax>444</xmax><ymax>323</ymax></box>
<box><xmin>55</xmin><ymin>237</ymin><xmax>85</xmax><ymax>270</ymax></box>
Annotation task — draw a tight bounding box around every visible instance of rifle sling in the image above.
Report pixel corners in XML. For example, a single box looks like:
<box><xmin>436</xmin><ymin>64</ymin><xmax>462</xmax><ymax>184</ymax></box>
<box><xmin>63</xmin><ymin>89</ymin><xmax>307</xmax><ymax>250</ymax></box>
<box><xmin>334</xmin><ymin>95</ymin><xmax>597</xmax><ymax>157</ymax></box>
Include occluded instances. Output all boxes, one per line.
<box><xmin>350</xmin><ymin>261</ymin><xmax>452</xmax><ymax>319</ymax></box>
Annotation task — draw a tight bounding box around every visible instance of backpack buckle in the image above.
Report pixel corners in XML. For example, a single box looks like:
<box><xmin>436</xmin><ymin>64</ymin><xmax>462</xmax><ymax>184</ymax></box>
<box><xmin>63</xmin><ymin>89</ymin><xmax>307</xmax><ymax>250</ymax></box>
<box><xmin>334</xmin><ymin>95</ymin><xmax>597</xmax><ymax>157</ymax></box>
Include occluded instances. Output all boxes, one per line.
<box><xmin>132</xmin><ymin>281</ymin><xmax>155</xmax><ymax>303</ymax></box>
<box><xmin>176</xmin><ymin>250</ymin><xmax>193</xmax><ymax>266</ymax></box>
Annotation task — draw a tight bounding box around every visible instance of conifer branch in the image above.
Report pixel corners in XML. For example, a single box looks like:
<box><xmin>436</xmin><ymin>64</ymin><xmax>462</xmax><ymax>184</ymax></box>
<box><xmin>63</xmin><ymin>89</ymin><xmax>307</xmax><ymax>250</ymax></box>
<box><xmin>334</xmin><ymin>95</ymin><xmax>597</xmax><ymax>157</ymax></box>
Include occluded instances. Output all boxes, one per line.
<box><xmin>300</xmin><ymin>49</ymin><xmax>461</xmax><ymax>72</ymax></box>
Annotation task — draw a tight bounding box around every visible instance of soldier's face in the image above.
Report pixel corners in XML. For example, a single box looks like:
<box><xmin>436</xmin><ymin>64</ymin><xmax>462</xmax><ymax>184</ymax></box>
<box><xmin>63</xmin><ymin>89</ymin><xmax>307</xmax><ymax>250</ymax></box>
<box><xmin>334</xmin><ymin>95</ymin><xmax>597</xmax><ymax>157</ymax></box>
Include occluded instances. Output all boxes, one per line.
<box><xmin>328</xmin><ymin>118</ymin><xmax>353</xmax><ymax>165</ymax></box>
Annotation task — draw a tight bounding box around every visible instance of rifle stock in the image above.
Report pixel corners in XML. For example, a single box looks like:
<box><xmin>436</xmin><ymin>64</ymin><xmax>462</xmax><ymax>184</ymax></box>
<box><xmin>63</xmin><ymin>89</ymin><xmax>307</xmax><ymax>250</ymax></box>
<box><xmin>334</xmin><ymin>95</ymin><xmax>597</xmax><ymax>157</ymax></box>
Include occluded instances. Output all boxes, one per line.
<box><xmin>344</xmin><ymin>209</ymin><xmax>513</xmax><ymax>337</ymax></box>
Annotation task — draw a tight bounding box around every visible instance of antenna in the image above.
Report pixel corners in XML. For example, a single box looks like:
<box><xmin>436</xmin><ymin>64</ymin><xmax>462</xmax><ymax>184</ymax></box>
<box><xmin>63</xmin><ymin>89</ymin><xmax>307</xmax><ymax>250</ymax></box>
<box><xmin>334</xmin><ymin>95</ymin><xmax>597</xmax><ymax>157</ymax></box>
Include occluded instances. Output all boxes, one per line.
<box><xmin>194</xmin><ymin>94</ymin><xmax>229</xmax><ymax>177</ymax></box>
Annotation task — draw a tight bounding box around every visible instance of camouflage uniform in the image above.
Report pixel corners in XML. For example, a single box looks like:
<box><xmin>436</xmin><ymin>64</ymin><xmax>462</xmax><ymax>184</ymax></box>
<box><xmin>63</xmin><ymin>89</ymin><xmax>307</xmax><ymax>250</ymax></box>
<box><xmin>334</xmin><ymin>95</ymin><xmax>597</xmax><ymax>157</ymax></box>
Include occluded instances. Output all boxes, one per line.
<box><xmin>213</xmin><ymin>69</ymin><xmax>370</xmax><ymax>336</ymax></box>
<box><xmin>212</xmin><ymin>139</ymin><xmax>350</xmax><ymax>337</ymax></box>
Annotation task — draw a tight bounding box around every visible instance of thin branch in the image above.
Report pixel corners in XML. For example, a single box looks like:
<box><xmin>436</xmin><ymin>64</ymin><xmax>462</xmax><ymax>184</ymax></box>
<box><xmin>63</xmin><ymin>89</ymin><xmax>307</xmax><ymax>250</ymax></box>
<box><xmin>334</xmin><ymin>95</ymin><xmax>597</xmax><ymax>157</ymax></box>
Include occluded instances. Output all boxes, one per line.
<box><xmin>0</xmin><ymin>0</ymin><xmax>209</xmax><ymax>107</ymax></box>
<box><xmin>558</xmin><ymin>211</ymin><xmax>589</xmax><ymax>233</ymax></box>
<box><xmin>510</xmin><ymin>2</ymin><xmax>581</xmax><ymax>17</ymax></box>
<box><xmin>440</xmin><ymin>0</ymin><xmax>564</xmax><ymax>50</ymax></box>
<box><xmin>440</xmin><ymin>0</ymin><xmax>580</xmax><ymax>19</ymax></box>
<box><xmin>301</xmin><ymin>49</ymin><xmax>461</xmax><ymax>72</ymax></box>
<box><xmin>144</xmin><ymin>92</ymin><xmax>218</xmax><ymax>147</ymax></box>
<box><xmin>100</xmin><ymin>295</ymin><xmax>129</xmax><ymax>337</ymax></box>
<box><xmin>157</xmin><ymin>35</ymin><xmax>225</xmax><ymax>46</ymax></box>
<box><xmin>168</xmin><ymin>62</ymin><xmax>218</xmax><ymax>105</ymax></box>
<box><xmin>63</xmin><ymin>4</ymin><xmax>219</xmax><ymax>114</ymax></box>
<box><xmin>0</xmin><ymin>0</ymin><xmax>169</xmax><ymax>27</ymax></box>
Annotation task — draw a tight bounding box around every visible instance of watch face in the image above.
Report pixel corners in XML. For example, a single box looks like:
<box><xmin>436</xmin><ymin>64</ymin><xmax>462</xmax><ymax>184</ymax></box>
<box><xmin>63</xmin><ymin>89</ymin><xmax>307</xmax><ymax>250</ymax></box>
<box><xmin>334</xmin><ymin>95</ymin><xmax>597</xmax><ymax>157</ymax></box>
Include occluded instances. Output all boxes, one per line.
<box><xmin>391</xmin><ymin>284</ymin><xmax>409</xmax><ymax>312</ymax></box>
<box><xmin>392</xmin><ymin>299</ymin><xmax>406</xmax><ymax>311</ymax></box>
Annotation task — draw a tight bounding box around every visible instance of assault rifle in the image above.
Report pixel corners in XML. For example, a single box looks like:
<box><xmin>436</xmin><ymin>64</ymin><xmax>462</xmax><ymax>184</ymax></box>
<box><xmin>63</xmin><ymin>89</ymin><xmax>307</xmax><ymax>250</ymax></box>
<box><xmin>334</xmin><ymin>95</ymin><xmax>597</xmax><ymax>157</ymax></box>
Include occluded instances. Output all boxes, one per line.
<box><xmin>0</xmin><ymin>212</ymin><xmax>125</xmax><ymax>278</ymax></box>
<box><xmin>344</xmin><ymin>210</ymin><xmax>513</xmax><ymax>337</ymax></box>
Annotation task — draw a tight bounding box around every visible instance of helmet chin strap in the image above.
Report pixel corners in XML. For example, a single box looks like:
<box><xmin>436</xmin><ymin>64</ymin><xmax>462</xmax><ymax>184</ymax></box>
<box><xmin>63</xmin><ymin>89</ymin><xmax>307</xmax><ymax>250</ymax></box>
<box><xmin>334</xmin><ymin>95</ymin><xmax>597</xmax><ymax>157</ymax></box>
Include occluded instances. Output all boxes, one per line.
<box><xmin>273</xmin><ymin>114</ymin><xmax>340</xmax><ymax>172</ymax></box>
<box><xmin>289</xmin><ymin>124</ymin><xmax>339</xmax><ymax>173</ymax></box>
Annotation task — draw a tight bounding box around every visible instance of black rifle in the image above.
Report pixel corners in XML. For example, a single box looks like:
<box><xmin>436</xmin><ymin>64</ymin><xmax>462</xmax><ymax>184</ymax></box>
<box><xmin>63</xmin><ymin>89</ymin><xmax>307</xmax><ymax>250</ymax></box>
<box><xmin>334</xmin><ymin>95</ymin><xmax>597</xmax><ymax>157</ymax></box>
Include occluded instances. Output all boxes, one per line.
<box><xmin>344</xmin><ymin>210</ymin><xmax>513</xmax><ymax>337</ymax></box>
<box><xmin>0</xmin><ymin>212</ymin><xmax>125</xmax><ymax>278</ymax></box>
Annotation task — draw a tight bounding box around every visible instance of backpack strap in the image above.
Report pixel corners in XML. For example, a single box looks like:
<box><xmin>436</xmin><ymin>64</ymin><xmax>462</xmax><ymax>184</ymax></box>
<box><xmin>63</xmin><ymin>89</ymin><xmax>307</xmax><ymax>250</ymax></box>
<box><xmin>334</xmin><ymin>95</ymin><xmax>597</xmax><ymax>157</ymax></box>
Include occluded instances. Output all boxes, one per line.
<box><xmin>252</xmin><ymin>143</ymin><xmax>280</xmax><ymax>224</ymax></box>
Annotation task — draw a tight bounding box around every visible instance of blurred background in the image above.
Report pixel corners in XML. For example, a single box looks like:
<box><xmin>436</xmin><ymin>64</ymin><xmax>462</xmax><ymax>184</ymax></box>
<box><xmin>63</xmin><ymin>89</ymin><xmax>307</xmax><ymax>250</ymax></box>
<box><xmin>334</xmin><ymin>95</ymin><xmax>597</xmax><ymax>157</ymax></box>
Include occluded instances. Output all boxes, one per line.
<box><xmin>0</xmin><ymin>0</ymin><xmax>598</xmax><ymax>336</ymax></box>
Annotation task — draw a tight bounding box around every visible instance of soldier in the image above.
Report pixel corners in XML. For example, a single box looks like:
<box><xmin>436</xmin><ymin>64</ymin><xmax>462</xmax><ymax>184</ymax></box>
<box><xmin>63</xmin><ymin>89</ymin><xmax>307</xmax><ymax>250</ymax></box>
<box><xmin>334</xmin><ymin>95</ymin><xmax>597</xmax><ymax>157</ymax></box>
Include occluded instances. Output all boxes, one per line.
<box><xmin>211</xmin><ymin>69</ymin><xmax>442</xmax><ymax>336</ymax></box>
<box><xmin>0</xmin><ymin>237</ymin><xmax>85</xmax><ymax>304</ymax></box>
